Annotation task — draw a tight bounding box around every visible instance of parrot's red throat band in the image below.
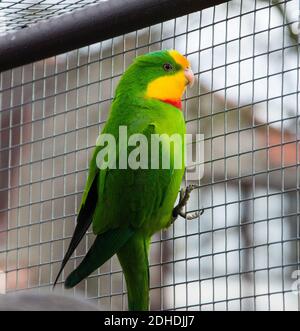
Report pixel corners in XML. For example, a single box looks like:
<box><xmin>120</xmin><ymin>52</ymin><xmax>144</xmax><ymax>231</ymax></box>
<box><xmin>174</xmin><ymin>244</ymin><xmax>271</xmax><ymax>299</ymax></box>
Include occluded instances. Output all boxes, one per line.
<box><xmin>161</xmin><ymin>99</ymin><xmax>182</xmax><ymax>110</ymax></box>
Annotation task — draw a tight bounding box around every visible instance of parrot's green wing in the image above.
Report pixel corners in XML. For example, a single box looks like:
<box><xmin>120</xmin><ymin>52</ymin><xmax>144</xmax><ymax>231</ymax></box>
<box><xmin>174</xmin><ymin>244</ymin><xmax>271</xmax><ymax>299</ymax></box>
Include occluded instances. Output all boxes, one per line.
<box><xmin>57</xmin><ymin>122</ymin><xmax>178</xmax><ymax>290</ymax></box>
<box><xmin>92</xmin><ymin>122</ymin><xmax>175</xmax><ymax>234</ymax></box>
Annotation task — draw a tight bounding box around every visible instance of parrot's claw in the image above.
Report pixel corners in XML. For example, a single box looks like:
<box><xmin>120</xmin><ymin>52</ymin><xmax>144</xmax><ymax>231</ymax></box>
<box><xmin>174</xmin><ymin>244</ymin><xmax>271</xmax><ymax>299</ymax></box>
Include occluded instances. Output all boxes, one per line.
<box><xmin>171</xmin><ymin>185</ymin><xmax>204</xmax><ymax>223</ymax></box>
<box><xmin>178</xmin><ymin>209</ymin><xmax>204</xmax><ymax>220</ymax></box>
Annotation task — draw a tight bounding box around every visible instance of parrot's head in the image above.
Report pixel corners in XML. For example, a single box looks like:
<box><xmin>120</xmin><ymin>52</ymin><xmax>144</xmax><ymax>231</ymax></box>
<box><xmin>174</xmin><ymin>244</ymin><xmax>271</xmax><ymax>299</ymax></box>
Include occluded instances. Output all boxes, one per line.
<box><xmin>116</xmin><ymin>50</ymin><xmax>194</xmax><ymax>110</ymax></box>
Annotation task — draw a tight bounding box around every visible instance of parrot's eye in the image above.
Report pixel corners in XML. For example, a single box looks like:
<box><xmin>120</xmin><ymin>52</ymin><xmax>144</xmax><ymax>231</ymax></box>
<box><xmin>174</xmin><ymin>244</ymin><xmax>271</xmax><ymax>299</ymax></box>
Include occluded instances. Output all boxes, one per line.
<box><xmin>163</xmin><ymin>63</ymin><xmax>173</xmax><ymax>72</ymax></box>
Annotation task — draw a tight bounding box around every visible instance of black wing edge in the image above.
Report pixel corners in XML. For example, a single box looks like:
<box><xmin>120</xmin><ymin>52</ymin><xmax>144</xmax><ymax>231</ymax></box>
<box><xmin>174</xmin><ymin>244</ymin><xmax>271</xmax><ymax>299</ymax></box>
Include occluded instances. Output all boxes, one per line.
<box><xmin>52</xmin><ymin>172</ymin><xmax>99</xmax><ymax>288</ymax></box>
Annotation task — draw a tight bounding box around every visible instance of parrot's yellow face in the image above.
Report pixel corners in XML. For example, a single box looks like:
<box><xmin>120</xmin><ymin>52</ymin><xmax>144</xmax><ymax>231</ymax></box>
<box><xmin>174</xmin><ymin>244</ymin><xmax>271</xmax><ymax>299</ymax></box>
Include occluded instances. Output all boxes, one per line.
<box><xmin>145</xmin><ymin>50</ymin><xmax>194</xmax><ymax>103</ymax></box>
<box><xmin>115</xmin><ymin>49</ymin><xmax>195</xmax><ymax>110</ymax></box>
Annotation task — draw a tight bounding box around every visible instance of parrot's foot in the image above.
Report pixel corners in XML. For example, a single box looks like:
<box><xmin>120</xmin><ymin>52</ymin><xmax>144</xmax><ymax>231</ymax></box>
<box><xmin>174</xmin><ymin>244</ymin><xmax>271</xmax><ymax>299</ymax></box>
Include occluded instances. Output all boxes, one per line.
<box><xmin>171</xmin><ymin>185</ymin><xmax>204</xmax><ymax>223</ymax></box>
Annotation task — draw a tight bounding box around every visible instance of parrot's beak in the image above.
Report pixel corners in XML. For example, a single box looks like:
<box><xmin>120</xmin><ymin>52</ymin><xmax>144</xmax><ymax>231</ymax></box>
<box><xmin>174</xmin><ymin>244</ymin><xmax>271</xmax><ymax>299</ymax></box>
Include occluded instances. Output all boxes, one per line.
<box><xmin>184</xmin><ymin>68</ymin><xmax>195</xmax><ymax>87</ymax></box>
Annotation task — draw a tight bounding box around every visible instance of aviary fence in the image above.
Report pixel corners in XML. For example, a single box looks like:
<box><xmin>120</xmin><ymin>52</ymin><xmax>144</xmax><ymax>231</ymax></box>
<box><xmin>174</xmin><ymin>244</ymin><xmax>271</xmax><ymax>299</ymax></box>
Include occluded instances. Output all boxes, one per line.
<box><xmin>0</xmin><ymin>0</ymin><xmax>299</xmax><ymax>310</ymax></box>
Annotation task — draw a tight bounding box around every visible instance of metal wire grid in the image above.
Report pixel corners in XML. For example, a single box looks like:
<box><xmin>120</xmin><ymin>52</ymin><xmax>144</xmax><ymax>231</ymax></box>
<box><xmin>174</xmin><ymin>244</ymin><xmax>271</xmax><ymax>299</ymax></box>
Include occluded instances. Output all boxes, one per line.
<box><xmin>0</xmin><ymin>0</ymin><xmax>107</xmax><ymax>33</ymax></box>
<box><xmin>0</xmin><ymin>0</ymin><xmax>299</xmax><ymax>310</ymax></box>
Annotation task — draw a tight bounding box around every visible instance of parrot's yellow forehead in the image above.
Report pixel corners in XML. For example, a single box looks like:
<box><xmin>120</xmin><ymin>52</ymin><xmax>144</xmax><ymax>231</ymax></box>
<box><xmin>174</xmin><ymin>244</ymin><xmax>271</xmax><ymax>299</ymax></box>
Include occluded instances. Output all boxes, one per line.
<box><xmin>168</xmin><ymin>50</ymin><xmax>190</xmax><ymax>69</ymax></box>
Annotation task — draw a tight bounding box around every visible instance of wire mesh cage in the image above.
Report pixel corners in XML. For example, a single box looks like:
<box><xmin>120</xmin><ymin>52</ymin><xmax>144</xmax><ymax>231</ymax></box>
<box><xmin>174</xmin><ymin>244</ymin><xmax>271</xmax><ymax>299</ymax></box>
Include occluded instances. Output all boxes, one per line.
<box><xmin>0</xmin><ymin>0</ymin><xmax>103</xmax><ymax>33</ymax></box>
<box><xmin>0</xmin><ymin>0</ymin><xmax>299</xmax><ymax>311</ymax></box>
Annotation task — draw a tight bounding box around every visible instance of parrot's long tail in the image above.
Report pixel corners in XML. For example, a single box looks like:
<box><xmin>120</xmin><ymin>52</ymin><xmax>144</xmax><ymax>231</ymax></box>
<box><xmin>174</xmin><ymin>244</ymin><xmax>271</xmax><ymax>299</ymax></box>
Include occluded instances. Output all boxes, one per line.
<box><xmin>117</xmin><ymin>234</ymin><xmax>150</xmax><ymax>311</ymax></box>
<box><xmin>64</xmin><ymin>227</ymin><xmax>134</xmax><ymax>289</ymax></box>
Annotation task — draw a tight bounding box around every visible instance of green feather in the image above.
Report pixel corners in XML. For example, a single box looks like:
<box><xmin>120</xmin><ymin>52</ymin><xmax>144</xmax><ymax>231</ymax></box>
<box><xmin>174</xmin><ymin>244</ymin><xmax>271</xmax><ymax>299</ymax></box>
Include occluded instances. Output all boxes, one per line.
<box><xmin>65</xmin><ymin>227</ymin><xmax>135</xmax><ymax>289</ymax></box>
<box><xmin>117</xmin><ymin>234</ymin><xmax>150</xmax><ymax>311</ymax></box>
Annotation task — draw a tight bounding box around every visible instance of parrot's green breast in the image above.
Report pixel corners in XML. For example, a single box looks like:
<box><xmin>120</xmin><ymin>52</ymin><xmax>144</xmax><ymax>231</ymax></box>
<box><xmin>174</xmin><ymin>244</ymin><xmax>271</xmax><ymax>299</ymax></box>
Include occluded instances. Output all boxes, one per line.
<box><xmin>91</xmin><ymin>98</ymin><xmax>186</xmax><ymax>237</ymax></box>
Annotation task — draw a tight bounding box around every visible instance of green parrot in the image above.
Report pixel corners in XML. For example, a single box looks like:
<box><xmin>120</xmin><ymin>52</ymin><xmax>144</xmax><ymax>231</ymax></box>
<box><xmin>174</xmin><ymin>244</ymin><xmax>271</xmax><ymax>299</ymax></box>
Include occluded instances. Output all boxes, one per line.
<box><xmin>53</xmin><ymin>50</ymin><xmax>199</xmax><ymax>310</ymax></box>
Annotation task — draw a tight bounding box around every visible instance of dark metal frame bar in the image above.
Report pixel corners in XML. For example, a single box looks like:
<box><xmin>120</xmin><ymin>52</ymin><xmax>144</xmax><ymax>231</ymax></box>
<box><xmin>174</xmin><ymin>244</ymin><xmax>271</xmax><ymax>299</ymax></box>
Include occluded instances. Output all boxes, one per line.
<box><xmin>0</xmin><ymin>0</ymin><xmax>229</xmax><ymax>72</ymax></box>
